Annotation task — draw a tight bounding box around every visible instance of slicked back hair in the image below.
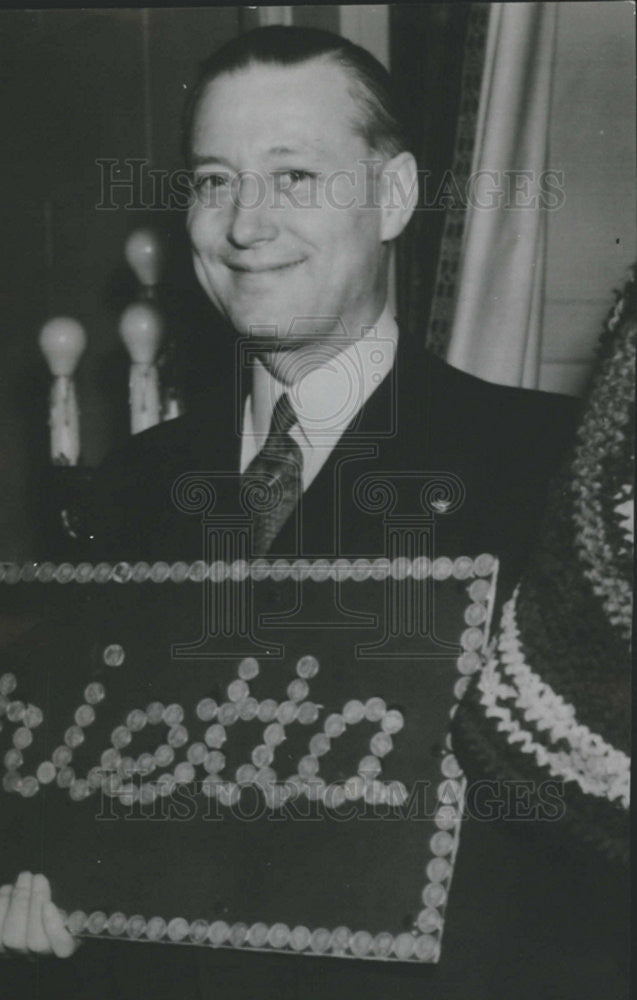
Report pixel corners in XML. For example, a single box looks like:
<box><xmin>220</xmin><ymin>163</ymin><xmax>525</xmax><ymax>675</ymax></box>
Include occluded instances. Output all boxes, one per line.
<box><xmin>182</xmin><ymin>25</ymin><xmax>411</xmax><ymax>167</ymax></box>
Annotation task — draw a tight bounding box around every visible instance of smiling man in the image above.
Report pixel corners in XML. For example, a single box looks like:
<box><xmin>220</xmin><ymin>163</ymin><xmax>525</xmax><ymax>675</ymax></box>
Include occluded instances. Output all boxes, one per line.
<box><xmin>84</xmin><ymin>26</ymin><xmax>575</xmax><ymax>575</ymax></box>
<box><xmin>2</xmin><ymin>24</ymin><xmax>608</xmax><ymax>1000</ymax></box>
<box><xmin>179</xmin><ymin>33</ymin><xmax>417</xmax><ymax>524</ymax></box>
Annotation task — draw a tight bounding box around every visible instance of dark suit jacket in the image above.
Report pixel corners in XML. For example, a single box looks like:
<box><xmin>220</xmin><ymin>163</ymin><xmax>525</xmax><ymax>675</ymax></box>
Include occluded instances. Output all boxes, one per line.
<box><xmin>9</xmin><ymin>331</ymin><xmax>627</xmax><ymax>1000</ymax></box>
<box><xmin>90</xmin><ymin>329</ymin><xmax>578</xmax><ymax>609</ymax></box>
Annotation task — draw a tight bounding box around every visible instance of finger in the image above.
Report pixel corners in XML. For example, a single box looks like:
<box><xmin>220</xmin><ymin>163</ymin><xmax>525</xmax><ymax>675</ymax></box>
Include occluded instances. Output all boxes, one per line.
<box><xmin>42</xmin><ymin>901</ymin><xmax>78</xmax><ymax>958</ymax></box>
<box><xmin>0</xmin><ymin>885</ymin><xmax>13</xmax><ymax>955</ymax></box>
<box><xmin>2</xmin><ymin>872</ymin><xmax>32</xmax><ymax>952</ymax></box>
<box><xmin>27</xmin><ymin>874</ymin><xmax>51</xmax><ymax>954</ymax></box>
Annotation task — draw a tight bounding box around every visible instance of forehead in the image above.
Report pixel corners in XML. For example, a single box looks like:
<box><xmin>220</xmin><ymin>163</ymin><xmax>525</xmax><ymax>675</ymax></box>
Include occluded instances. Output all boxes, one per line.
<box><xmin>191</xmin><ymin>58</ymin><xmax>369</xmax><ymax>162</ymax></box>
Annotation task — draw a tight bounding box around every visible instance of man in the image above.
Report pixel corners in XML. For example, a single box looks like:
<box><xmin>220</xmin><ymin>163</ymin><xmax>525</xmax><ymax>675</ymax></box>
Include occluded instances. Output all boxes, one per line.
<box><xmin>5</xmin><ymin>25</ymin><xmax>623</xmax><ymax>1000</ymax></box>
<box><xmin>87</xmin><ymin>27</ymin><xmax>575</xmax><ymax>591</ymax></box>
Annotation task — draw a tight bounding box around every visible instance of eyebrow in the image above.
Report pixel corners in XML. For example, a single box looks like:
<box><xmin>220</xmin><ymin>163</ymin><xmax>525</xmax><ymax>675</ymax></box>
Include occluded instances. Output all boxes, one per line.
<box><xmin>189</xmin><ymin>154</ymin><xmax>234</xmax><ymax>169</ymax></box>
<box><xmin>266</xmin><ymin>143</ymin><xmax>317</xmax><ymax>157</ymax></box>
<box><xmin>190</xmin><ymin>142</ymin><xmax>322</xmax><ymax>170</ymax></box>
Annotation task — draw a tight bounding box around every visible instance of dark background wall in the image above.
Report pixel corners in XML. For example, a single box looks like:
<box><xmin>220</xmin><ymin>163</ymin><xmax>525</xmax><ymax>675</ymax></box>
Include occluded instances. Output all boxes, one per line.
<box><xmin>1</xmin><ymin>7</ymin><xmax>242</xmax><ymax>558</ymax></box>
<box><xmin>0</xmin><ymin>5</ymin><xmax>465</xmax><ymax>560</ymax></box>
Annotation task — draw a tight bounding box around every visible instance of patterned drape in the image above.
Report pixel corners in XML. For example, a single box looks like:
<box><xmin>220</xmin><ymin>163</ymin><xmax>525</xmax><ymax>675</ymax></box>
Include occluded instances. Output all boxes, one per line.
<box><xmin>424</xmin><ymin>5</ymin><xmax>490</xmax><ymax>356</ymax></box>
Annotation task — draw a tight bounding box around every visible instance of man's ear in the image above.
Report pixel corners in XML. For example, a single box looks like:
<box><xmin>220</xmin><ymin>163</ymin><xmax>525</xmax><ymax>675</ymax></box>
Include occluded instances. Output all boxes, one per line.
<box><xmin>379</xmin><ymin>151</ymin><xmax>418</xmax><ymax>242</ymax></box>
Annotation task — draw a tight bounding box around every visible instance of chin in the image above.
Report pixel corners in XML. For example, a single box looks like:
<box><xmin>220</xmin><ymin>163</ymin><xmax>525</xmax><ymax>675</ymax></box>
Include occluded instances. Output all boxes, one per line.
<box><xmin>226</xmin><ymin>308</ymin><xmax>302</xmax><ymax>342</ymax></box>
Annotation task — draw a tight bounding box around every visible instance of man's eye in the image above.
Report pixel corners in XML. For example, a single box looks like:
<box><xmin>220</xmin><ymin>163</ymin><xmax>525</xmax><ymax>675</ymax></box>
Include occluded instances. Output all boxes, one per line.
<box><xmin>275</xmin><ymin>169</ymin><xmax>316</xmax><ymax>186</ymax></box>
<box><xmin>192</xmin><ymin>173</ymin><xmax>230</xmax><ymax>192</ymax></box>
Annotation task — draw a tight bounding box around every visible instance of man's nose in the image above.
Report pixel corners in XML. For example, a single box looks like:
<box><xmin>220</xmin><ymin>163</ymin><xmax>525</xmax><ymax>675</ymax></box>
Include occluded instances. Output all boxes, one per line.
<box><xmin>228</xmin><ymin>172</ymin><xmax>276</xmax><ymax>248</ymax></box>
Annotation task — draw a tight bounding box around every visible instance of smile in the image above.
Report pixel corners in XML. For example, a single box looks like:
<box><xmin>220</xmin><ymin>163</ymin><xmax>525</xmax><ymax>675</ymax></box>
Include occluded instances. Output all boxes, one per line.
<box><xmin>227</xmin><ymin>261</ymin><xmax>304</xmax><ymax>274</ymax></box>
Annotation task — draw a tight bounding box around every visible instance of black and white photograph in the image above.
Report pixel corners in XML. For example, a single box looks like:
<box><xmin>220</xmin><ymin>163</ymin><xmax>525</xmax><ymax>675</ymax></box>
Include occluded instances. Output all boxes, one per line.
<box><xmin>0</xmin><ymin>4</ymin><xmax>633</xmax><ymax>999</ymax></box>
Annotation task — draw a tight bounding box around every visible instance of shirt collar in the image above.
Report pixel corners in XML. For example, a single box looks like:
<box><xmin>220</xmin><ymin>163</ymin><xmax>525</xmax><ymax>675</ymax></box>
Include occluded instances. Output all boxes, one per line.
<box><xmin>249</xmin><ymin>304</ymin><xmax>398</xmax><ymax>448</ymax></box>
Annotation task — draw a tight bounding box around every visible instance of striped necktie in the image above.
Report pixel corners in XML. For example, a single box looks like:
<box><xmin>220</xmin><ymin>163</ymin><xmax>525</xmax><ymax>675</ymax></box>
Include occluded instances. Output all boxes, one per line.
<box><xmin>242</xmin><ymin>392</ymin><xmax>303</xmax><ymax>556</ymax></box>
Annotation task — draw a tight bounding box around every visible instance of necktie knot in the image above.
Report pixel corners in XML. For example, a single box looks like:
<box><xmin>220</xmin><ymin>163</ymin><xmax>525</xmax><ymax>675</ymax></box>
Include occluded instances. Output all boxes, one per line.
<box><xmin>270</xmin><ymin>392</ymin><xmax>297</xmax><ymax>437</ymax></box>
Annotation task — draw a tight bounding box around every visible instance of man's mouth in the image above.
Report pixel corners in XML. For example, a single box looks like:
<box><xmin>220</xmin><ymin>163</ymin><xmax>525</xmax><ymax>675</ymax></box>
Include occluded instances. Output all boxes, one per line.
<box><xmin>227</xmin><ymin>260</ymin><xmax>305</xmax><ymax>274</ymax></box>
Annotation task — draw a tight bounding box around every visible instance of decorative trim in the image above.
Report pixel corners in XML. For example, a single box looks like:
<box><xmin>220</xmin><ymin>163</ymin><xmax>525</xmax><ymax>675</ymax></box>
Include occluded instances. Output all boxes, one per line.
<box><xmin>476</xmin><ymin>590</ymin><xmax>630</xmax><ymax>809</ymax></box>
<box><xmin>62</xmin><ymin>909</ymin><xmax>439</xmax><ymax>962</ymax></box>
<box><xmin>0</xmin><ymin>554</ymin><xmax>498</xmax><ymax>586</ymax></box>
<box><xmin>570</xmin><ymin>282</ymin><xmax>635</xmax><ymax>640</ymax></box>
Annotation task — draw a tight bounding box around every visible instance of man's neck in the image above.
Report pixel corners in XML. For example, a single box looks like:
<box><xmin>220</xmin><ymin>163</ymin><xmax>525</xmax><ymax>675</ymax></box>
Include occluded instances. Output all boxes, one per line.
<box><xmin>257</xmin><ymin>300</ymin><xmax>390</xmax><ymax>386</ymax></box>
<box><xmin>249</xmin><ymin>303</ymin><xmax>398</xmax><ymax>439</ymax></box>
<box><xmin>240</xmin><ymin>303</ymin><xmax>398</xmax><ymax>486</ymax></box>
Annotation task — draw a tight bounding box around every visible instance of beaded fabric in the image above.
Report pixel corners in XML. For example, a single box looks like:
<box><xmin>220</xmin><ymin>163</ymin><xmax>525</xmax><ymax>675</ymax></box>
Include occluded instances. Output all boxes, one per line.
<box><xmin>451</xmin><ymin>267</ymin><xmax>635</xmax><ymax>866</ymax></box>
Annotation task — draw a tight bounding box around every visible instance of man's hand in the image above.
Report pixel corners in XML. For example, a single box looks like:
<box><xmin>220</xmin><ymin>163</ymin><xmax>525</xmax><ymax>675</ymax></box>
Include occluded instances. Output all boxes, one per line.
<box><xmin>0</xmin><ymin>872</ymin><xmax>79</xmax><ymax>958</ymax></box>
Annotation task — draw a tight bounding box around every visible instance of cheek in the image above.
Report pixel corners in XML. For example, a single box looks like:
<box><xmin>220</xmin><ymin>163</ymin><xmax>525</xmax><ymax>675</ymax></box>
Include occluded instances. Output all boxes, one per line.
<box><xmin>192</xmin><ymin>248</ymin><xmax>226</xmax><ymax>308</ymax></box>
<box><xmin>192</xmin><ymin>256</ymin><xmax>217</xmax><ymax>302</ymax></box>
<box><xmin>323</xmin><ymin>171</ymin><xmax>381</xmax><ymax>236</ymax></box>
<box><xmin>320</xmin><ymin>207</ymin><xmax>381</xmax><ymax>274</ymax></box>
<box><xmin>186</xmin><ymin>204</ymin><xmax>201</xmax><ymax>242</ymax></box>
<box><xmin>187</xmin><ymin>206</ymin><xmax>223</xmax><ymax>253</ymax></box>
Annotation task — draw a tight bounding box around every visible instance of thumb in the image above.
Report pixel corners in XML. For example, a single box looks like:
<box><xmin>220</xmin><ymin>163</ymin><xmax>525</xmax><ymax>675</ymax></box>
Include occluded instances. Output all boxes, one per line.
<box><xmin>42</xmin><ymin>901</ymin><xmax>79</xmax><ymax>958</ymax></box>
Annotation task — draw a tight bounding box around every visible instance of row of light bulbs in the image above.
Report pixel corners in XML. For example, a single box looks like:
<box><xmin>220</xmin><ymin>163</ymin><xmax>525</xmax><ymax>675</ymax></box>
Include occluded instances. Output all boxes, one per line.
<box><xmin>38</xmin><ymin>229</ymin><xmax>172</xmax><ymax>463</ymax></box>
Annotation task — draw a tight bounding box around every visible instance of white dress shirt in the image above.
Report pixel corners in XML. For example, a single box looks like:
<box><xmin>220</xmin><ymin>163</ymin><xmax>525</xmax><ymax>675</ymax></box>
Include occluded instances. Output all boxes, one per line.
<box><xmin>239</xmin><ymin>305</ymin><xmax>398</xmax><ymax>490</ymax></box>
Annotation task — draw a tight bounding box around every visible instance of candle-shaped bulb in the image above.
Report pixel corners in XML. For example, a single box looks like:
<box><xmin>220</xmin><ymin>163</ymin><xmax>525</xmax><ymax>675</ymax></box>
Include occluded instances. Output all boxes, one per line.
<box><xmin>39</xmin><ymin>317</ymin><xmax>86</xmax><ymax>465</ymax></box>
<box><xmin>39</xmin><ymin>317</ymin><xmax>87</xmax><ymax>377</ymax></box>
<box><xmin>119</xmin><ymin>301</ymin><xmax>164</xmax><ymax>364</ymax></box>
<box><xmin>124</xmin><ymin>228</ymin><xmax>165</xmax><ymax>289</ymax></box>
<box><xmin>120</xmin><ymin>303</ymin><xmax>163</xmax><ymax>434</ymax></box>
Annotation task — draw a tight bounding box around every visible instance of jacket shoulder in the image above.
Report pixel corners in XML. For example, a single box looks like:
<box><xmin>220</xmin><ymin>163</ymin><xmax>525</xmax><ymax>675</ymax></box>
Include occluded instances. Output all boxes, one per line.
<box><xmin>422</xmin><ymin>350</ymin><xmax>581</xmax><ymax>458</ymax></box>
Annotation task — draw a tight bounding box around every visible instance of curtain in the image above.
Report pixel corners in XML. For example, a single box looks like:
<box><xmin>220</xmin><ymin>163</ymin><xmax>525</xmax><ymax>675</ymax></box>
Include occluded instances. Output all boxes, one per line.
<box><xmin>446</xmin><ymin>3</ymin><xmax>558</xmax><ymax>388</ymax></box>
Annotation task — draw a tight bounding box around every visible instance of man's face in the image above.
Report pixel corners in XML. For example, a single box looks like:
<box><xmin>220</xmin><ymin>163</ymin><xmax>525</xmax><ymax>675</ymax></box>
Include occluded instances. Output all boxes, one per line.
<box><xmin>187</xmin><ymin>59</ymin><xmax>389</xmax><ymax>345</ymax></box>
